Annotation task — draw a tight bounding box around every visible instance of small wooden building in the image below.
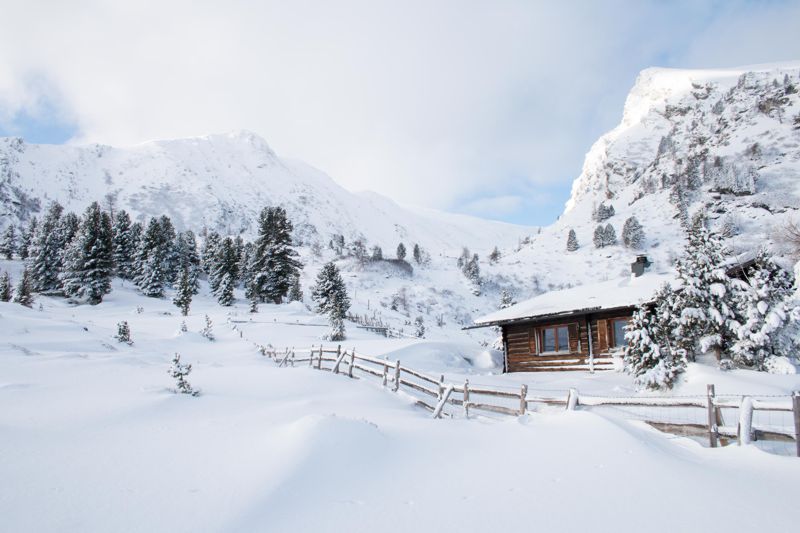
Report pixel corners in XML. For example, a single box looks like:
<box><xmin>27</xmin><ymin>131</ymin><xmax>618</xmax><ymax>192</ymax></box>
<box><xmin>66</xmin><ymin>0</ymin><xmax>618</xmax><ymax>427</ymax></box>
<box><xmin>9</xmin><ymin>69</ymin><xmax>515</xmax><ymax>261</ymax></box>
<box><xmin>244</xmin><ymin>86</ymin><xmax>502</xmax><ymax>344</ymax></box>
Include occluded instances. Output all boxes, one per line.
<box><xmin>471</xmin><ymin>268</ymin><xmax>673</xmax><ymax>373</ymax></box>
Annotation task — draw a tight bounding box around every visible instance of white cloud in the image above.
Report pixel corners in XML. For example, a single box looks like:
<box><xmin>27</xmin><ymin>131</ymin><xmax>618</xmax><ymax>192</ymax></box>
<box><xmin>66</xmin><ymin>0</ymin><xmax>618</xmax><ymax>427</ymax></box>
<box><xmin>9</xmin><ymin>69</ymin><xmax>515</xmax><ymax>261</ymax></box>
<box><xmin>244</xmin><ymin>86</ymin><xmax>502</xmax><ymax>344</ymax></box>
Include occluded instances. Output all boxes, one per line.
<box><xmin>1</xmin><ymin>1</ymin><xmax>798</xmax><ymax>224</ymax></box>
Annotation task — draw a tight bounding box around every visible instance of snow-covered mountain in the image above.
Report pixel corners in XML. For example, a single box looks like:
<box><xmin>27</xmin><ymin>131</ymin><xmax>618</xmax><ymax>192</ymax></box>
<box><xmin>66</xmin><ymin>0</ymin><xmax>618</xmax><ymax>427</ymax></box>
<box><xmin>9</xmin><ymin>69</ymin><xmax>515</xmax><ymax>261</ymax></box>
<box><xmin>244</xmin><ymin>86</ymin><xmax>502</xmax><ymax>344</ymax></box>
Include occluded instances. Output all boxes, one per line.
<box><xmin>0</xmin><ymin>130</ymin><xmax>531</xmax><ymax>254</ymax></box>
<box><xmin>487</xmin><ymin>61</ymin><xmax>800</xmax><ymax>294</ymax></box>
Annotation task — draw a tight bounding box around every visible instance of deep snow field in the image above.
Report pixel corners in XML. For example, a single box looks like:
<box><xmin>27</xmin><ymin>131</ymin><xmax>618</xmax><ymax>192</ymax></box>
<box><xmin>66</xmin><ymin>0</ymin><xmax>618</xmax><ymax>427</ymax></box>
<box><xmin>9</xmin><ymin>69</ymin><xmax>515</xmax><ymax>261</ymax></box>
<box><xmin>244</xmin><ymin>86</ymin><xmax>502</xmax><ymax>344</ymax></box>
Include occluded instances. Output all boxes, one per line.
<box><xmin>2</xmin><ymin>260</ymin><xmax>800</xmax><ymax>532</ymax></box>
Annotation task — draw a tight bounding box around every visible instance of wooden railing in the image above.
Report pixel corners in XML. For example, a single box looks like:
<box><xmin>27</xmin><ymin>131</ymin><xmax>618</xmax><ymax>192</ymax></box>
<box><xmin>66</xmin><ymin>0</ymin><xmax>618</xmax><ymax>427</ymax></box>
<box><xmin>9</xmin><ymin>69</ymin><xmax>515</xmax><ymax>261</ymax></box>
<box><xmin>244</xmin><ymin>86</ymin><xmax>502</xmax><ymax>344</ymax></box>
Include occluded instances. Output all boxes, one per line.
<box><xmin>262</xmin><ymin>344</ymin><xmax>800</xmax><ymax>457</ymax></box>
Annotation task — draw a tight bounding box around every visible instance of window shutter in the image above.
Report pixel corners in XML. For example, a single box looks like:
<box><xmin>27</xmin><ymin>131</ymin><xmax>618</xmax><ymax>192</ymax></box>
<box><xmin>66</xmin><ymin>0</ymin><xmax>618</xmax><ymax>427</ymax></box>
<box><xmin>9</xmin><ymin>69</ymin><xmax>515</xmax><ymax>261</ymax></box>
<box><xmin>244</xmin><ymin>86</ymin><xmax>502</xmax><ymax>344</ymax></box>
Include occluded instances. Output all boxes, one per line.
<box><xmin>568</xmin><ymin>323</ymin><xmax>579</xmax><ymax>353</ymax></box>
<box><xmin>596</xmin><ymin>319</ymin><xmax>609</xmax><ymax>353</ymax></box>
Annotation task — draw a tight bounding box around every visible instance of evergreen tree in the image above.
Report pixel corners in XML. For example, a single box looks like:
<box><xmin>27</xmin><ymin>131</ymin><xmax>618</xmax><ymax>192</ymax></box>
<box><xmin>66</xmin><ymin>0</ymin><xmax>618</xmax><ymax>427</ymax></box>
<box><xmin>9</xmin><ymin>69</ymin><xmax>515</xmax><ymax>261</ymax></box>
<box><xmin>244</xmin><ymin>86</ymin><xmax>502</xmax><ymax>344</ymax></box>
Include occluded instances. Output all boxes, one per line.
<box><xmin>216</xmin><ymin>272</ymin><xmax>235</xmax><ymax>306</ymax></box>
<box><xmin>593</xmin><ymin>225</ymin><xmax>605</xmax><ymax>248</ymax></box>
<box><xmin>201</xmin><ymin>231</ymin><xmax>221</xmax><ymax>274</ymax></box>
<box><xmin>593</xmin><ymin>202</ymin><xmax>615</xmax><ymax>222</ymax></box>
<box><xmin>371</xmin><ymin>245</ymin><xmax>383</xmax><ymax>261</ymax></box>
<box><xmin>499</xmin><ymin>289</ymin><xmax>515</xmax><ymax>309</ymax></box>
<box><xmin>173</xmin><ymin>266</ymin><xmax>194</xmax><ymax>316</ymax></box>
<box><xmin>732</xmin><ymin>251</ymin><xmax>798</xmax><ymax>369</ymax></box>
<box><xmin>247</xmin><ymin>207</ymin><xmax>302</xmax><ymax>304</ymax></box>
<box><xmin>566</xmin><ymin>229</ymin><xmax>579</xmax><ymax>252</ymax></box>
<box><xmin>127</xmin><ymin>221</ymin><xmax>144</xmax><ymax>280</ymax></box>
<box><xmin>311</xmin><ymin>262</ymin><xmax>350</xmax><ymax>316</ymax></box>
<box><xmin>238</xmin><ymin>241</ymin><xmax>255</xmax><ymax>290</ymax></box>
<box><xmin>603</xmin><ymin>224</ymin><xmax>617</xmax><ymax>246</ymax></box>
<box><xmin>396</xmin><ymin>242</ymin><xmax>407</xmax><ymax>261</ymax></box>
<box><xmin>200</xmin><ymin>314</ymin><xmax>215</xmax><ymax>341</ymax></box>
<box><xmin>210</xmin><ymin>237</ymin><xmax>238</xmax><ymax>302</ymax></box>
<box><xmin>115</xmin><ymin>321</ymin><xmax>133</xmax><ymax>345</ymax></box>
<box><xmin>29</xmin><ymin>202</ymin><xmax>64</xmax><ymax>292</ymax></box>
<box><xmin>112</xmin><ymin>209</ymin><xmax>135</xmax><ymax>279</ymax></box>
<box><xmin>288</xmin><ymin>275</ymin><xmax>303</xmax><ymax>302</ymax></box>
<box><xmin>0</xmin><ymin>271</ymin><xmax>11</xmax><ymax>302</ymax></box>
<box><xmin>350</xmin><ymin>239</ymin><xmax>368</xmax><ymax>264</ymax></box>
<box><xmin>463</xmin><ymin>253</ymin><xmax>481</xmax><ymax>294</ymax></box>
<box><xmin>176</xmin><ymin>230</ymin><xmax>201</xmax><ymax>294</ymax></box>
<box><xmin>671</xmin><ymin>215</ymin><xmax>740</xmax><ymax>363</ymax></box>
<box><xmin>18</xmin><ymin>217</ymin><xmax>37</xmax><ymax>260</ymax></box>
<box><xmin>624</xmin><ymin>284</ymin><xmax>687</xmax><ymax>390</ymax></box>
<box><xmin>622</xmin><ymin>216</ymin><xmax>645</xmax><ymax>249</ymax></box>
<box><xmin>13</xmin><ymin>267</ymin><xmax>33</xmax><ymax>307</ymax></box>
<box><xmin>488</xmin><ymin>246</ymin><xmax>501</xmax><ymax>264</ymax></box>
<box><xmin>413</xmin><ymin>244</ymin><xmax>423</xmax><ymax>264</ymax></box>
<box><xmin>0</xmin><ymin>225</ymin><xmax>16</xmax><ymax>259</ymax></box>
<box><xmin>158</xmin><ymin>215</ymin><xmax>179</xmax><ymax>283</ymax></box>
<box><xmin>168</xmin><ymin>353</ymin><xmax>198</xmax><ymax>396</ymax></box>
<box><xmin>60</xmin><ymin>202</ymin><xmax>114</xmax><ymax>304</ymax></box>
<box><xmin>135</xmin><ymin>218</ymin><xmax>167</xmax><ymax>298</ymax></box>
<box><xmin>57</xmin><ymin>212</ymin><xmax>80</xmax><ymax>249</ymax></box>
<box><xmin>414</xmin><ymin>316</ymin><xmax>425</xmax><ymax>338</ymax></box>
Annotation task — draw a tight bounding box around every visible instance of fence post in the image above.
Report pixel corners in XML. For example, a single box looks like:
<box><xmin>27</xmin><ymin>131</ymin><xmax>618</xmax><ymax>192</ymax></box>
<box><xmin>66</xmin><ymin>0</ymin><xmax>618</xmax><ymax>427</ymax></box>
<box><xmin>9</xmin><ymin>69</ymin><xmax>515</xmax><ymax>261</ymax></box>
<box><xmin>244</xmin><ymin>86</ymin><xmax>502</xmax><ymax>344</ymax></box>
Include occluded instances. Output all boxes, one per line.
<box><xmin>463</xmin><ymin>379</ymin><xmax>470</xmax><ymax>419</ymax></box>
<box><xmin>316</xmin><ymin>346</ymin><xmax>323</xmax><ymax>370</ymax></box>
<box><xmin>738</xmin><ymin>396</ymin><xmax>753</xmax><ymax>446</ymax></box>
<box><xmin>309</xmin><ymin>345</ymin><xmax>315</xmax><ymax>367</ymax></box>
<box><xmin>393</xmin><ymin>360</ymin><xmax>401</xmax><ymax>392</ymax></box>
<box><xmin>793</xmin><ymin>391</ymin><xmax>800</xmax><ymax>458</ymax></box>
<box><xmin>290</xmin><ymin>348</ymin><xmax>295</xmax><ymax>367</ymax></box>
<box><xmin>382</xmin><ymin>363</ymin><xmax>388</xmax><ymax>387</ymax></box>
<box><xmin>332</xmin><ymin>345</ymin><xmax>342</xmax><ymax>374</ymax></box>
<box><xmin>520</xmin><ymin>384</ymin><xmax>528</xmax><ymax>416</ymax></box>
<box><xmin>348</xmin><ymin>349</ymin><xmax>355</xmax><ymax>378</ymax></box>
<box><xmin>706</xmin><ymin>384</ymin><xmax>718</xmax><ymax>448</ymax></box>
<box><xmin>566</xmin><ymin>388</ymin><xmax>579</xmax><ymax>411</ymax></box>
<box><xmin>438</xmin><ymin>375</ymin><xmax>445</xmax><ymax>400</ymax></box>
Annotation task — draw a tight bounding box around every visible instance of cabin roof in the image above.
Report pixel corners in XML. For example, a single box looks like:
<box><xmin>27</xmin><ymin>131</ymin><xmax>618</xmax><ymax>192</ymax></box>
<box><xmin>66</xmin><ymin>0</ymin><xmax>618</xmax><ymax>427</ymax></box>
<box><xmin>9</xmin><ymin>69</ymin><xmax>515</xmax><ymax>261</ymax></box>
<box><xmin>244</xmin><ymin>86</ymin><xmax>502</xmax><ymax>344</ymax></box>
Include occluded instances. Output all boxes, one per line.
<box><xmin>472</xmin><ymin>272</ymin><xmax>676</xmax><ymax>328</ymax></box>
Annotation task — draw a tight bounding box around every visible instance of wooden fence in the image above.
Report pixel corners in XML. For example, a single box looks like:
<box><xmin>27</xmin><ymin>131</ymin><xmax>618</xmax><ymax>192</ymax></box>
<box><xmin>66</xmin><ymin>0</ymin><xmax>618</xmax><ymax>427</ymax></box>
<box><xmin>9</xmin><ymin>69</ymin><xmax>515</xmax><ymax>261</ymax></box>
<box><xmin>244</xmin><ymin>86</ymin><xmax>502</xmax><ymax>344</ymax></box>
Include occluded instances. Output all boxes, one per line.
<box><xmin>262</xmin><ymin>344</ymin><xmax>800</xmax><ymax>457</ymax></box>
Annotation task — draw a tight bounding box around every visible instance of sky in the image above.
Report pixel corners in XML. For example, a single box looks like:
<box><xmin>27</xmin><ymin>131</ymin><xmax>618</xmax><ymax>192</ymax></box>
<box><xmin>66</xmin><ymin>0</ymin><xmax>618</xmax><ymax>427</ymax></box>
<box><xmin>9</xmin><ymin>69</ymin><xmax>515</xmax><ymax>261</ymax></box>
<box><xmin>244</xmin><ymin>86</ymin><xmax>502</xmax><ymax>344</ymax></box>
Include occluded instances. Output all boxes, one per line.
<box><xmin>1</xmin><ymin>1</ymin><xmax>799</xmax><ymax>226</ymax></box>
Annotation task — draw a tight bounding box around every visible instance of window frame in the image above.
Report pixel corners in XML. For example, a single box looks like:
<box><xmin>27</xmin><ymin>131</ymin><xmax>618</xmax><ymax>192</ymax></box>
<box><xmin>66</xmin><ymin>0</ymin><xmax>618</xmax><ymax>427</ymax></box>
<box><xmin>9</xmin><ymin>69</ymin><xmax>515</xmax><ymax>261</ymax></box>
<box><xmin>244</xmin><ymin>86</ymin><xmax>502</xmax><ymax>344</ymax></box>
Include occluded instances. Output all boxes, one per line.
<box><xmin>538</xmin><ymin>325</ymin><xmax>571</xmax><ymax>355</ymax></box>
<box><xmin>609</xmin><ymin>318</ymin><xmax>630</xmax><ymax>350</ymax></box>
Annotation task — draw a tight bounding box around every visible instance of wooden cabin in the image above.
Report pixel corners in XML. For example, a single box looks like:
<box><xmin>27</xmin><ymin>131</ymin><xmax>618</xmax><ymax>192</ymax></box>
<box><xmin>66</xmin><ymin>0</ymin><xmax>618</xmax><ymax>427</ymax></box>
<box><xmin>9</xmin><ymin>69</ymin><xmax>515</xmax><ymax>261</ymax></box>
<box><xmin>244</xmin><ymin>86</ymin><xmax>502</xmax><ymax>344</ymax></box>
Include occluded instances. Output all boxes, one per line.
<box><xmin>470</xmin><ymin>258</ymin><xmax>673</xmax><ymax>373</ymax></box>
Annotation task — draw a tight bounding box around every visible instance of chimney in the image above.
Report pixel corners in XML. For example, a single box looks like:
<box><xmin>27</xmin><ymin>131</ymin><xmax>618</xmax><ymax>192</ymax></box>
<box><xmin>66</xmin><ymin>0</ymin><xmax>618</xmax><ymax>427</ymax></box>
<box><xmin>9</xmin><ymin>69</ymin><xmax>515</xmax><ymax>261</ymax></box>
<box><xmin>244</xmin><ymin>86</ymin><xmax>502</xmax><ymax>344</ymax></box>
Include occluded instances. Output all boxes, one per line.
<box><xmin>631</xmin><ymin>255</ymin><xmax>651</xmax><ymax>277</ymax></box>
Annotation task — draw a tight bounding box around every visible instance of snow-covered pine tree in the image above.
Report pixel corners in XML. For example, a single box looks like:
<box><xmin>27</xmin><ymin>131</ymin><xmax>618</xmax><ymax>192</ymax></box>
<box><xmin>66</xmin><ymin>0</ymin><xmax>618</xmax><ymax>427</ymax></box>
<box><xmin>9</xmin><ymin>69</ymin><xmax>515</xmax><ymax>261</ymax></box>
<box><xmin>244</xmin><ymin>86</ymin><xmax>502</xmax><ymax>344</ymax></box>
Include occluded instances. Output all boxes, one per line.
<box><xmin>115</xmin><ymin>321</ymin><xmax>133</xmax><ymax>345</ymax></box>
<box><xmin>210</xmin><ymin>237</ymin><xmax>238</xmax><ymax>303</ymax></box>
<box><xmin>488</xmin><ymin>246</ymin><xmax>501</xmax><ymax>264</ymax></box>
<box><xmin>18</xmin><ymin>217</ymin><xmax>37</xmax><ymax>260</ymax></box>
<box><xmin>127</xmin><ymin>221</ymin><xmax>144</xmax><ymax>281</ymax></box>
<box><xmin>200</xmin><ymin>314</ymin><xmax>215</xmax><ymax>341</ymax></box>
<box><xmin>671</xmin><ymin>215</ymin><xmax>740</xmax><ymax>364</ymax></box>
<box><xmin>624</xmin><ymin>283</ymin><xmax>687</xmax><ymax>390</ymax></box>
<box><xmin>463</xmin><ymin>253</ymin><xmax>481</xmax><ymax>295</ymax></box>
<box><xmin>593</xmin><ymin>202</ymin><xmax>615</xmax><ymax>222</ymax></box>
<box><xmin>566</xmin><ymin>229</ymin><xmax>579</xmax><ymax>252</ymax></box>
<box><xmin>112</xmin><ymin>209</ymin><xmax>135</xmax><ymax>279</ymax></box>
<box><xmin>201</xmin><ymin>231</ymin><xmax>221</xmax><ymax>275</ymax></box>
<box><xmin>288</xmin><ymin>275</ymin><xmax>303</xmax><ymax>302</ymax></box>
<box><xmin>603</xmin><ymin>224</ymin><xmax>617</xmax><ymax>246</ymax></box>
<box><xmin>396</xmin><ymin>242</ymin><xmax>407</xmax><ymax>261</ymax></box>
<box><xmin>176</xmin><ymin>230</ymin><xmax>201</xmax><ymax>294</ymax></box>
<box><xmin>499</xmin><ymin>289</ymin><xmax>515</xmax><ymax>309</ymax></box>
<box><xmin>173</xmin><ymin>266</ymin><xmax>194</xmax><ymax>316</ymax></box>
<box><xmin>731</xmin><ymin>250</ymin><xmax>798</xmax><ymax>369</ymax></box>
<box><xmin>0</xmin><ymin>225</ymin><xmax>16</xmax><ymax>259</ymax></box>
<box><xmin>238</xmin><ymin>241</ymin><xmax>255</xmax><ymax>290</ymax></box>
<box><xmin>413</xmin><ymin>243</ymin><xmax>422</xmax><ymax>264</ymax></box>
<box><xmin>622</xmin><ymin>216</ymin><xmax>645</xmax><ymax>249</ymax></box>
<box><xmin>168</xmin><ymin>353</ymin><xmax>198</xmax><ymax>396</ymax></box>
<box><xmin>350</xmin><ymin>239</ymin><xmax>368</xmax><ymax>264</ymax></box>
<box><xmin>216</xmin><ymin>273</ymin><xmax>235</xmax><ymax>306</ymax></box>
<box><xmin>60</xmin><ymin>204</ymin><xmax>112</xmax><ymax>304</ymax></box>
<box><xmin>414</xmin><ymin>316</ymin><xmax>425</xmax><ymax>338</ymax></box>
<box><xmin>13</xmin><ymin>267</ymin><xmax>33</xmax><ymax>307</ymax></box>
<box><xmin>311</xmin><ymin>261</ymin><xmax>350</xmax><ymax>316</ymax></box>
<box><xmin>248</xmin><ymin>207</ymin><xmax>302</xmax><ymax>304</ymax></box>
<box><xmin>593</xmin><ymin>225</ymin><xmax>605</xmax><ymax>248</ymax></box>
<box><xmin>57</xmin><ymin>212</ymin><xmax>80</xmax><ymax>251</ymax></box>
<box><xmin>0</xmin><ymin>271</ymin><xmax>11</xmax><ymax>301</ymax></box>
<box><xmin>135</xmin><ymin>218</ymin><xmax>168</xmax><ymax>298</ymax></box>
<box><xmin>371</xmin><ymin>245</ymin><xmax>383</xmax><ymax>261</ymax></box>
<box><xmin>158</xmin><ymin>215</ymin><xmax>179</xmax><ymax>284</ymax></box>
<box><xmin>29</xmin><ymin>202</ymin><xmax>64</xmax><ymax>292</ymax></box>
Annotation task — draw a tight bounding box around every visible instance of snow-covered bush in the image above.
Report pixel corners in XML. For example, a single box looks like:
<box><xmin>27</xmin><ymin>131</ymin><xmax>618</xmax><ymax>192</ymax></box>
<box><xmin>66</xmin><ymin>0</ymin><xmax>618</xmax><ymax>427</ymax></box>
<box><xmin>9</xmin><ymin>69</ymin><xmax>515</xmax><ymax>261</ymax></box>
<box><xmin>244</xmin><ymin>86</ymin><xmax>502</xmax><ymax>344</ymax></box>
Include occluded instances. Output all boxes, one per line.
<box><xmin>13</xmin><ymin>267</ymin><xmax>34</xmax><ymax>307</ymax></box>
<box><xmin>0</xmin><ymin>271</ymin><xmax>11</xmax><ymax>302</ymax></box>
<box><xmin>414</xmin><ymin>316</ymin><xmax>425</xmax><ymax>338</ymax></box>
<box><xmin>115</xmin><ymin>321</ymin><xmax>133</xmax><ymax>345</ymax></box>
<box><xmin>0</xmin><ymin>224</ymin><xmax>16</xmax><ymax>259</ymax></box>
<box><xmin>200</xmin><ymin>315</ymin><xmax>215</xmax><ymax>341</ymax></box>
<box><xmin>168</xmin><ymin>353</ymin><xmax>199</xmax><ymax>396</ymax></box>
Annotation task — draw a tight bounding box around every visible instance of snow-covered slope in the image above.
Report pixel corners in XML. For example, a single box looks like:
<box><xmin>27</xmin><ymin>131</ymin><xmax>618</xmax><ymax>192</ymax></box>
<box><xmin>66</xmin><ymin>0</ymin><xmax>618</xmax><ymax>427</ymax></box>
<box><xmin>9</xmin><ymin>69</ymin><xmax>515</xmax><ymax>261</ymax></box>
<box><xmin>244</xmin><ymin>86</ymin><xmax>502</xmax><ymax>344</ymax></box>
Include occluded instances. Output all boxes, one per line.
<box><xmin>487</xmin><ymin>61</ymin><xmax>800</xmax><ymax>298</ymax></box>
<box><xmin>0</xmin><ymin>130</ymin><xmax>530</xmax><ymax>254</ymax></box>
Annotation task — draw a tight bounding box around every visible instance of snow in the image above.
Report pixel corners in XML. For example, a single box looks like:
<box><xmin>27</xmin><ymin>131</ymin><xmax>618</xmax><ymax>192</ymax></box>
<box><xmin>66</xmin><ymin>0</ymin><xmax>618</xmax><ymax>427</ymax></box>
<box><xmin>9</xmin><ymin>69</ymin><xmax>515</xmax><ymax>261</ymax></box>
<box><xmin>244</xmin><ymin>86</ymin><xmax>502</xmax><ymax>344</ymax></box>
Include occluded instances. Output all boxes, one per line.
<box><xmin>474</xmin><ymin>272</ymin><xmax>675</xmax><ymax>326</ymax></box>
<box><xmin>2</xmin><ymin>266</ymin><xmax>800</xmax><ymax>532</ymax></box>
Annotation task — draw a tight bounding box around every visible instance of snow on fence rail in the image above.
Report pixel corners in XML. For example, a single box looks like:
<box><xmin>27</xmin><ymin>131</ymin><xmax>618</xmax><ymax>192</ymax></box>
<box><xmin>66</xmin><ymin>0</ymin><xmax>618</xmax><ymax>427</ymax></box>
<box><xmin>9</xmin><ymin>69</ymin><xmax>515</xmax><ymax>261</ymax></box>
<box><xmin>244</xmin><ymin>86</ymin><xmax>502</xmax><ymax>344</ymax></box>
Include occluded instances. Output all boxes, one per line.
<box><xmin>261</xmin><ymin>344</ymin><xmax>800</xmax><ymax>458</ymax></box>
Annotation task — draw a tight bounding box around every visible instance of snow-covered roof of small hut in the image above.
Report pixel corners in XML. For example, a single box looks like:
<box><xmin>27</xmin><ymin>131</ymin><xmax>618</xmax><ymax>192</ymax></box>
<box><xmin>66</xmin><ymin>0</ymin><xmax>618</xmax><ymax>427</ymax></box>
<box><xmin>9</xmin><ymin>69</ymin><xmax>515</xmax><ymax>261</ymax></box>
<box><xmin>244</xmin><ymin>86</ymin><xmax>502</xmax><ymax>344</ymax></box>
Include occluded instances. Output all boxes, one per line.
<box><xmin>473</xmin><ymin>272</ymin><xmax>676</xmax><ymax>327</ymax></box>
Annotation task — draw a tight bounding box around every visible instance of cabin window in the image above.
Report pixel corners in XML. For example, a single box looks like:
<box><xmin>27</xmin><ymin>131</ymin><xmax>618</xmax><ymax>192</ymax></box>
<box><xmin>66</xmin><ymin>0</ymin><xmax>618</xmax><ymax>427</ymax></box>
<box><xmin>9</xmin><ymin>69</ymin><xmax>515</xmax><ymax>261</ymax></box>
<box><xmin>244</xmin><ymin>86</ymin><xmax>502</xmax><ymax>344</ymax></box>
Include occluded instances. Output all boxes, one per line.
<box><xmin>611</xmin><ymin>318</ymin><xmax>629</xmax><ymax>348</ymax></box>
<box><xmin>540</xmin><ymin>325</ymin><xmax>570</xmax><ymax>354</ymax></box>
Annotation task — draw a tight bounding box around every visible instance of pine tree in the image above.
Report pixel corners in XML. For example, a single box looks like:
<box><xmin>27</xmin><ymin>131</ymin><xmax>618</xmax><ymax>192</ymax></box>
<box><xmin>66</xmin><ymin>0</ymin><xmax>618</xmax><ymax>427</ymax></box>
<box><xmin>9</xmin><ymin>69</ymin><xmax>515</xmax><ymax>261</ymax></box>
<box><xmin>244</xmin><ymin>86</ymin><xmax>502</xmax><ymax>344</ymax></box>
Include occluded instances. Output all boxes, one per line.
<box><xmin>463</xmin><ymin>254</ymin><xmax>481</xmax><ymax>295</ymax></box>
<box><xmin>168</xmin><ymin>353</ymin><xmax>198</xmax><ymax>396</ymax></box>
<box><xmin>396</xmin><ymin>242</ymin><xmax>407</xmax><ymax>261</ymax></box>
<box><xmin>499</xmin><ymin>289</ymin><xmax>515</xmax><ymax>309</ymax></box>
<box><xmin>238</xmin><ymin>241</ymin><xmax>255</xmax><ymax>290</ymax></box>
<box><xmin>176</xmin><ymin>230</ymin><xmax>201</xmax><ymax>294</ymax></box>
<box><xmin>173</xmin><ymin>267</ymin><xmax>194</xmax><ymax>316</ymax></box>
<box><xmin>0</xmin><ymin>225</ymin><xmax>16</xmax><ymax>259</ymax></box>
<box><xmin>201</xmin><ymin>231</ymin><xmax>221</xmax><ymax>274</ymax></box>
<box><xmin>593</xmin><ymin>202</ymin><xmax>615</xmax><ymax>222</ymax></box>
<box><xmin>603</xmin><ymin>224</ymin><xmax>617</xmax><ymax>246</ymax></box>
<box><xmin>488</xmin><ymin>246</ymin><xmax>501</xmax><ymax>264</ymax></box>
<box><xmin>158</xmin><ymin>215</ymin><xmax>179</xmax><ymax>283</ymax></box>
<box><xmin>29</xmin><ymin>202</ymin><xmax>64</xmax><ymax>292</ymax></box>
<box><xmin>624</xmin><ymin>284</ymin><xmax>687</xmax><ymax>390</ymax></box>
<box><xmin>112</xmin><ymin>209</ymin><xmax>135</xmax><ymax>279</ymax></box>
<box><xmin>210</xmin><ymin>237</ymin><xmax>238</xmax><ymax>303</ymax></box>
<box><xmin>622</xmin><ymin>216</ymin><xmax>645</xmax><ymax>249</ymax></box>
<box><xmin>413</xmin><ymin>244</ymin><xmax>423</xmax><ymax>264</ymax></box>
<box><xmin>0</xmin><ymin>271</ymin><xmax>11</xmax><ymax>302</ymax></box>
<box><xmin>311</xmin><ymin>262</ymin><xmax>351</xmax><ymax>316</ymax></box>
<box><xmin>127</xmin><ymin>222</ymin><xmax>144</xmax><ymax>280</ymax></box>
<box><xmin>216</xmin><ymin>273</ymin><xmax>235</xmax><ymax>306</ymax></box>
<box><xmin>200</xmin><ymin>315</ymin><xmax>215</xmax><ymax>341</ymax></box>
<box><xmin>731</xmin><ymin>251</ymin><xmax>798</xmax><ymax>369</ymax></box>
<box><xmin>671</xmin><ymin>215</ymin><xmax>739</xmax><ymax>363</ymax></box>
<box><xmin>18</xmin><ymin>217</ymin><xmax>37</xmax><ymax>260</ymax></box>
<box><xmin>247</xmin><ymin>207</ymin><xmax>302</xmax><ymax>304</ymax></box>
<box><xmin>135</xmin><ymin>218</ymin><xmax>168</xmax><ymax>298</ymax></box>
<box><xmin>60</xmin><ymin>202</ymin><xmax>114</xmax><ymax>304</ymax></box>
<box><xmin>115</xmin><ymin>321</ymin><xmax>133</xmax><ymax>345</ymax></box>
<box><xmin>371</xmin><ymin>245</ymin><xmax>383</xmax><ymax>261</ymax></box>
<box><xmin>566</xmin><ymin>229</ymin><xmax>579</xmax><ymax>252</ymax></box>
<box><xmin>57</xmin><ymin>212</ymin><xmax>80</xmax><ymax>250</ymax></box>
<box><xmin>13</xmin><ymin>267</ymin><xmax>33</xmax><ymax>307</ymax></box>
<box><xmin>414</xmin><ymin>316</ymin><xmax>425</xmax><ymax>338</ymax></box>
<box><xmin>593</xmin><ymin>225</ymin><xmax>605</xmax><ymax>248</ymax></box>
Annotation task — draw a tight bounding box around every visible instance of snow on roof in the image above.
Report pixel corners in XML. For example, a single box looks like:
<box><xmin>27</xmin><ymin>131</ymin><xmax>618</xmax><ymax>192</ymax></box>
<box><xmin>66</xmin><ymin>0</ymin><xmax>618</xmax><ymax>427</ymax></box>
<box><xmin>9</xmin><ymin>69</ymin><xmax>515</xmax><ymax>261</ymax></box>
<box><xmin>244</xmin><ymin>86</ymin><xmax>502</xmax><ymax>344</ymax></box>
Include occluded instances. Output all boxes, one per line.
<box><xmin>474</xmin><ymin>273</ymin><xmax>675</xmax><ymax>326</ymax></box>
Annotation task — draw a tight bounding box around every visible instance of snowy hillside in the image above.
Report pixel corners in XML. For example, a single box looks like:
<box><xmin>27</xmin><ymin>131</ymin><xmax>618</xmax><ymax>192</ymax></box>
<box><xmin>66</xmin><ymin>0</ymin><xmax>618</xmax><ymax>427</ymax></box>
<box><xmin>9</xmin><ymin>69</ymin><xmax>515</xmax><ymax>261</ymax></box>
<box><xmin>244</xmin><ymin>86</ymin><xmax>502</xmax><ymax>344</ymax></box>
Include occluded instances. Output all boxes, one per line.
<box><xmin>488</xmin><ymin>61</ymin><xmax>800</xmax><ymax>298</ymax></box>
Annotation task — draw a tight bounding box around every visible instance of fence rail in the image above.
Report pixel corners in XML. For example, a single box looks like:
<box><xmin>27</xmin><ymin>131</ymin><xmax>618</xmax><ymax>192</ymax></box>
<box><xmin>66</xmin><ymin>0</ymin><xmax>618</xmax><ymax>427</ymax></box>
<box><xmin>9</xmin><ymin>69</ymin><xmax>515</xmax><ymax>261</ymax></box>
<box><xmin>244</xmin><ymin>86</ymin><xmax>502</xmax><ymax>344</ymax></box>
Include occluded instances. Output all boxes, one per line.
<box><xmin>262</xmin><ymin>344</ymin><xmax>800</xmax><ymax>458</ymax></box>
